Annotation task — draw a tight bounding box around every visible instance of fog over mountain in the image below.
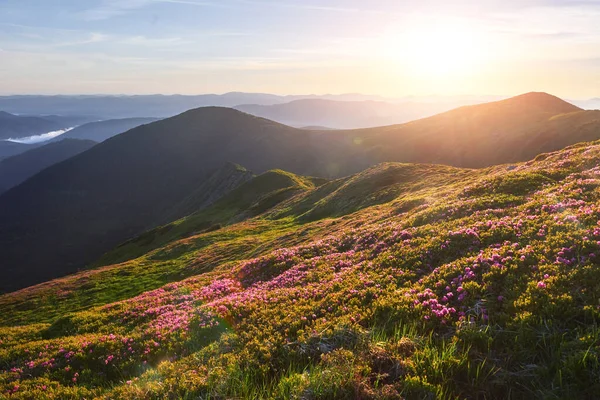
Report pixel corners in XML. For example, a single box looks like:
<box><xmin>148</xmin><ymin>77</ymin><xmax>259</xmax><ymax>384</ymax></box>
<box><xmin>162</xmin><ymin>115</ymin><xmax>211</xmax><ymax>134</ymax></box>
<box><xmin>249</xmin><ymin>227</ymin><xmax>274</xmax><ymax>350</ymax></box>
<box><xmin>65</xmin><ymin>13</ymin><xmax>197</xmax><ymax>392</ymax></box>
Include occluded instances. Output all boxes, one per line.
<box><xmin>0</xmin><ymin>111</ymin><xmax>65</xmax><ymax>140</ymax></box>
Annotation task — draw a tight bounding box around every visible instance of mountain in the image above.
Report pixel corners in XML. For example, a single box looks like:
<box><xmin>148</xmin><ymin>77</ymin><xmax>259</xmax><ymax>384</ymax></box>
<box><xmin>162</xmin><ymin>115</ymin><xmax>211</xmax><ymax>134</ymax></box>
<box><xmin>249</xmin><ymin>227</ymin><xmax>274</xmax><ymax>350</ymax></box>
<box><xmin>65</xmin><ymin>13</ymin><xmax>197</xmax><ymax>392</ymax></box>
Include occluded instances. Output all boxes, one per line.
<box><xmin>0</xmin><ymin>141</ymin><xmax>40</xmax><ymax>160</ymax></box>
<box><xmin>235</xmin><ymin>99</ymin><xmax>458</xmax><ymax>129</ymax></box>
<box><xmin>0</xmin><ymin>139</ymin><xmax>96</xmax><ymax>195</ymax></box>
<box><xmin>54</xmin><ymin>118</ymin><xmax>160</xmax><ymax>142</ymax></box>
<box><xmin>4</xmin><ymin>139</ymin><xmax>600</xmax><ymax>398</ymax></box>
<box><xmin>27</xmin><ymin>114</ymin><xmax>99</xmax><ymax>128</ymax></box>
<box><xmin>0</xmin><ymin>111</ymin><xmax>64</xmax><ymax>140</ymax></box>
<box><xmin>301</xmin><ymin>125</ymin><xmax>336</xmax><ymax>130</ymax></box>
<box><xmin>0</xmin><ymin>154</ymin><xmax>258</xmax><ymax>292</ymax></box>
<box><xmin>344</xmin><ymin>91</ymin><xmax>592</xmax><ymax>168</ymax></box>
<box><xmin>1</xmin><ymin>93</ymin><xmax>600</xmax><ymax>292</ymax></box>
<box><xmin>0</xmin><ymin>107</ymin><xmax>346</xmax><ymax>292</ymax></box>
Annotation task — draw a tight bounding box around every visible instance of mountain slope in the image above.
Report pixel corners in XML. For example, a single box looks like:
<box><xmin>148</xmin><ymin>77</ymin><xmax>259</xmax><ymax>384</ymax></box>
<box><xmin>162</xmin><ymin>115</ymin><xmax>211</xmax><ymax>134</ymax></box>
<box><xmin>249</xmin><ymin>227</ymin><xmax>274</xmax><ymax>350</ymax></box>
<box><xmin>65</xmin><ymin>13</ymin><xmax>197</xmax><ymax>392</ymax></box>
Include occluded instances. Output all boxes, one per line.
<box><xmin>97</xmin><ymin>168</ymin><xmax>323</xmax><ymax>266</ymax></box>
<box><xmin>1</xmin><ymin>93</ymin><xmax>599</xmax><ymax>293</ymax></box>
<box><xmin>0</xmin><ymin>156</ymin><xmax>256</xmax><ymax>293</ymax></box>
<box><xmin>0</xmin><ymin>107</ymin><xmax>339</xmax><ymax>292</ymax></box>
<box><xmin>0</xmin><ymin>111</ymin><xmax>64</xmax><ymax>140</ymax></box>
<box><xmin>3</xmin><ymin>139</ymin><xmax>600</xmax><ymax>398</ymax></box>
<box><xmin>0</xmin><ymin>139</ymin><xmax>96</xmax><ymax>194</ymax></box>
<box><xmin>341</xmin><ymin>92</ymin><xmax>588</xmax><ymax>168</ymax></box>
<box><xmin>0</xmin><ymin>141</ymin><xmax>40</xmax><ymax>160</ymax></box>
<box><xmin>55</xmin><ymin>117</ymin><xmax>159</xmax><ymax>142</ymax></box>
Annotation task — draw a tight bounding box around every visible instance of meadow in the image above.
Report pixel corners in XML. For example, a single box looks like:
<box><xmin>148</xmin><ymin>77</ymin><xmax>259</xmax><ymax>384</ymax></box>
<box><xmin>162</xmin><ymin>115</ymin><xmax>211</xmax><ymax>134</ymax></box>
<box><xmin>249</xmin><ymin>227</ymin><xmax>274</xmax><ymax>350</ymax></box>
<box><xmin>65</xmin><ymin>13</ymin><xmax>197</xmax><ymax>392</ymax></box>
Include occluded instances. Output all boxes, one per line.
<box><xmin>2</xmin><ymin>141</ymin><xmax>600</xmax><ymax>399</ymax></box>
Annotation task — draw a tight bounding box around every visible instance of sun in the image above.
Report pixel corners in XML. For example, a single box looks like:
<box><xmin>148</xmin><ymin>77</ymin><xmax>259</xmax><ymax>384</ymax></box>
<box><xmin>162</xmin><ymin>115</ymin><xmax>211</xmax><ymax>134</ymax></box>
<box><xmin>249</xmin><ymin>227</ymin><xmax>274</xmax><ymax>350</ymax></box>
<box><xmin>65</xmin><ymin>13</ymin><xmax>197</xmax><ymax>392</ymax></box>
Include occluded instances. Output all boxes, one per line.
<box><xmin>381</xmin><ymin>17</ymin><xmax>486</xmax><ymax>78</ymax></box>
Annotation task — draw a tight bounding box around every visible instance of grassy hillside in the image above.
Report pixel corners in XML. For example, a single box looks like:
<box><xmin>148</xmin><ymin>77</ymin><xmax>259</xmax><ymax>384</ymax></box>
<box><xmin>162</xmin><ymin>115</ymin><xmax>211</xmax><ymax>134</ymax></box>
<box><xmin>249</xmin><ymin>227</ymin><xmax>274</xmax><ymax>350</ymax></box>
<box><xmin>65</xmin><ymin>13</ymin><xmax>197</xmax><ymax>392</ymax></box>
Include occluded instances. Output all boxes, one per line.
<box><xmin>3</xmin><ymin>139</ymin><xmax>600</xmax><ymax>398</ymax></box>
<box><xmin>96</xmin><ymin>168</ymin><xmax>319</xmax><ymax>267</ymax></box>
<box><xmin>0</xmin><ymin>139</ymin><xmax>97</xmax><ymax>195</ymax></box>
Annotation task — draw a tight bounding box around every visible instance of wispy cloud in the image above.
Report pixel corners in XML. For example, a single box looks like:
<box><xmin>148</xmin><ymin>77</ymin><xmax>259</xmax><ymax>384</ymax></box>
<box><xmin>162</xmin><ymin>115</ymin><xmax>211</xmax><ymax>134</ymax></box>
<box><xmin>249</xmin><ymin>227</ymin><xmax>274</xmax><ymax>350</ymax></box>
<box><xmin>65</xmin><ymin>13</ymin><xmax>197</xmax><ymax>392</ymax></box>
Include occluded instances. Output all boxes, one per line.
<box><xmin>53</xmin><ymin>33</ymin><xmax>110</xmax><ymax>48</ymax></box>
<box><xmin>5</xmin><ymin>128</ymin><xmax>75</xmax><ymax>144</ymax></box>
<box><xmin>78</xmin><ymin>0</ymin><xmax>221</xmax><ymax>20</ymax></box>
<box><xmin>76</xmin><ymin>0</ymin><xmax>386</xmax><ymax>21</ymax></box>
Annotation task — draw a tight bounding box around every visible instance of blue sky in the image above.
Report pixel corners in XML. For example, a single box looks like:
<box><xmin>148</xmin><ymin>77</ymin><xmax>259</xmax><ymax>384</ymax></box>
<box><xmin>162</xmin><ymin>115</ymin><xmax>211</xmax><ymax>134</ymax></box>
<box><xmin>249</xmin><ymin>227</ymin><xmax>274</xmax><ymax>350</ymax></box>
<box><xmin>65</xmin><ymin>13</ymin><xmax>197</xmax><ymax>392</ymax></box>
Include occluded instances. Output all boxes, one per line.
<box><xmin>1</xmin><ymin>0</ymin><xmax>599</xmax><ymax>97</ymax></box>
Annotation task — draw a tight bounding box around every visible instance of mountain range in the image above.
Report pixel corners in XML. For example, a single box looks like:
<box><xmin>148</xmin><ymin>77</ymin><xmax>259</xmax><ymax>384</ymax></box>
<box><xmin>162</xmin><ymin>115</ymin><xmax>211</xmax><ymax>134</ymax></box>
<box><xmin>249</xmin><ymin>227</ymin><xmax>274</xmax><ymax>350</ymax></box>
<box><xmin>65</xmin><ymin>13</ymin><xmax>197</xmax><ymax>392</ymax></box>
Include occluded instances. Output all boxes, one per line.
<box><xmin>0</xmin><ymin>141</ymin><xmax>40</xmax><ymax>160</ymax></box>
<box><xmin>0</xmin><ymin>93</ymin><xmax>504</xmax><ymax>121</ymax></box>
<box><xmin>0</xmin><ymin>111</ymin><xmax>65</xmax><ymax>140</ymax></box>
<box><xmin>235</xmin><ymin>99</ymin><xmax>459</xmax><ymax>128</ymax></box>
<box><xmin>1</xmin><ymin>92</ymin><xmax>600</xmax><ymax>292</ymax></box>
<box><xmin>52</xmin><ymin>117</ymin><xmax>159</xmax><ymax>142</ymax></box>
<box><xmin>0</xmin><ymin>93</ymin><xmax>387</xmax><ymax>119</ymax></box>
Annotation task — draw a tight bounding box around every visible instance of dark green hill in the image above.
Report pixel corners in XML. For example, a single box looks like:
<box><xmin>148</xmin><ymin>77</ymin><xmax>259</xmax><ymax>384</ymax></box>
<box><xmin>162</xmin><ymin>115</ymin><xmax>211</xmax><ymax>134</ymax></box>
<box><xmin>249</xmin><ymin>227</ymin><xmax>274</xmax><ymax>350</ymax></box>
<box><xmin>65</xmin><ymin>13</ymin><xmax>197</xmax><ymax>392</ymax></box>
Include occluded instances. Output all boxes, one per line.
<box><xmin>0</xmin><ymin>139</ymin><xmax>96</xmax><ymax>195</ymax></box>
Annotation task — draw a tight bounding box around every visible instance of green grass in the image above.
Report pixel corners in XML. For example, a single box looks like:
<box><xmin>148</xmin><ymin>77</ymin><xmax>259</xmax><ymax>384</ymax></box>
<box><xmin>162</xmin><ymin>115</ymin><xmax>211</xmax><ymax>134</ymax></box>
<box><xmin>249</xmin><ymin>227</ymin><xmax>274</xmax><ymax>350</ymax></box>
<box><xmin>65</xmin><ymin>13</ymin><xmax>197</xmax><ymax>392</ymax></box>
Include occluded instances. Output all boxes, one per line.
<box><xmin>4</xmin><ymin>142</ymin><xmax>600</xmax><ymax>398</ymax></box>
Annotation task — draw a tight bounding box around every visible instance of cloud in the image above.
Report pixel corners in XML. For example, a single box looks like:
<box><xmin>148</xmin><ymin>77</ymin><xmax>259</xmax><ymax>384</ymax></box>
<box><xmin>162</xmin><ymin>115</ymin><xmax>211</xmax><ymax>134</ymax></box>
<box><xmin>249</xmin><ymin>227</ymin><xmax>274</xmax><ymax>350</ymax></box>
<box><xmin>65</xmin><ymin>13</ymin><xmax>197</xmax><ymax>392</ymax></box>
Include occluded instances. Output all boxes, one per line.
<box><xmin>53</xmin><ymin>33</ymin><xmax>110</xmax><ymax>48</ymax></box>
<box><xmin>120</xmin><ymin>35</ymin><xmax>190</xmax><ymax>47</ymax></box>
<box><xmin>78</xmin><ymin>0</ymin><xmax>220</xmax><ymax>20</ymax></box>
<box><xmin>5</xmin><ymin>128</ymin><xmax>75</xmax><ymax>144</ymax></box>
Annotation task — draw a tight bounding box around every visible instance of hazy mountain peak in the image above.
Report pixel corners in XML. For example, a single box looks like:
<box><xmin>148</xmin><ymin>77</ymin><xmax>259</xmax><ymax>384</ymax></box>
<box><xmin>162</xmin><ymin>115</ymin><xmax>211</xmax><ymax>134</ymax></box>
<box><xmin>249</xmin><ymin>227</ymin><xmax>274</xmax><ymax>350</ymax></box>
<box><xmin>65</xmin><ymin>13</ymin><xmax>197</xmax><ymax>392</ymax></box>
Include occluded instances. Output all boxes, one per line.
<box><xmin>500</xmin><ymin>92</ymin><xmax>581</xmax><ymax>113</ymax></box>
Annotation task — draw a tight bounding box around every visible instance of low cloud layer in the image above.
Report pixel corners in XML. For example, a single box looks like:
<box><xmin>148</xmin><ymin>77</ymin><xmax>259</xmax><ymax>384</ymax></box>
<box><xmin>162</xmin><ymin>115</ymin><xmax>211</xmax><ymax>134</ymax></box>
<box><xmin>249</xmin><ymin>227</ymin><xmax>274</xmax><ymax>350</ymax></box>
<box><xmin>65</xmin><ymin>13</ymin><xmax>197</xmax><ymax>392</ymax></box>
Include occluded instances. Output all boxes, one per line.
<box><xmin>5</xmin><ymin>128</ymin><xmax>75</xmax><ymax>144</ymax></box>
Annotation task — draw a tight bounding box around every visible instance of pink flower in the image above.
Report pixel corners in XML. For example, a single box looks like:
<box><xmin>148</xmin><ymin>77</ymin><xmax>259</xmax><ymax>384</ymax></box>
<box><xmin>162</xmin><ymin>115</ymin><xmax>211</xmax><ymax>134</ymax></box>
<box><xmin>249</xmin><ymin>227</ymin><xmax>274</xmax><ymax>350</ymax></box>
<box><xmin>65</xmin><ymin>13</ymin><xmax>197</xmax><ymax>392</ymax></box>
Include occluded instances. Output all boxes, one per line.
<box><xmin>537</xmin><ymin>281</ymin><xmax>547</xmax><ymax>289</ymax></box>
<box><xmin>497</xmin><ymin>296</ymin><xmax>504</xmax><ymax>301</ymax></box>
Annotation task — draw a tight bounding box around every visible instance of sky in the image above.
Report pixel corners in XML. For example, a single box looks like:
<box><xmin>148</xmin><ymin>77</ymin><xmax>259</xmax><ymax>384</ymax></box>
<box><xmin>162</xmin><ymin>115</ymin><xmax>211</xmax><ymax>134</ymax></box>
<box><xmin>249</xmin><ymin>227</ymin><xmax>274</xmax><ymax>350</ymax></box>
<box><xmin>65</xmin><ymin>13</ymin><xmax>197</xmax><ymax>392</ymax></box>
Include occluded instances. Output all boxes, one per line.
<box><xmin>0</xmin><ymin>0</ymin><xmax>599</xmax><ymax>98</ymax></box>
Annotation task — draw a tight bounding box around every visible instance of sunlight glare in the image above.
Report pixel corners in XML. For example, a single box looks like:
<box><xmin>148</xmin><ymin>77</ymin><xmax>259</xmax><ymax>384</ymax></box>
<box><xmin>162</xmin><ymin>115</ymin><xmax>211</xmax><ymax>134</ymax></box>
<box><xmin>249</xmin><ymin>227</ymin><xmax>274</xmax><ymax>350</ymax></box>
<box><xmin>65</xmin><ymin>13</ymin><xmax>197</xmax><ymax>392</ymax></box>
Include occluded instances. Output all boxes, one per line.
<box><xmin>382</xmin><ymin>17</ymin><xmax>486</xmax><ymax>79</ymax></box>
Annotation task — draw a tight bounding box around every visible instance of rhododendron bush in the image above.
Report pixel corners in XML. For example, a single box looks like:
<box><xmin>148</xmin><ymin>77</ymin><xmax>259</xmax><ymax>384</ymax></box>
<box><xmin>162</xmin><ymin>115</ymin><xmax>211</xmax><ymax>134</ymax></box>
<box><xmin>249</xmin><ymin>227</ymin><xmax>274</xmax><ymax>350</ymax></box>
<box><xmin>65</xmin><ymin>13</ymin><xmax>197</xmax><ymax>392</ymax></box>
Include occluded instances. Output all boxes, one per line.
<box><xmin>3</xmin><ymin>143</ymin><xmax>600</xmax><ymax>398</ymax></box>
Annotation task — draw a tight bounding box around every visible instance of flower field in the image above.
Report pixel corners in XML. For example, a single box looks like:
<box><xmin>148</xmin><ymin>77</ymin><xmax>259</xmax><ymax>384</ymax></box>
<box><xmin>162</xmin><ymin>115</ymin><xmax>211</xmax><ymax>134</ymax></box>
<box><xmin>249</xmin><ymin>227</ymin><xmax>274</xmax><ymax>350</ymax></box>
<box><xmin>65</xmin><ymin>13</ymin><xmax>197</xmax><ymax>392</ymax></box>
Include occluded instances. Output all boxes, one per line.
<box><xmin>2</xmin><ymin>142</ymin><xmax>600</xmax><ymax>399</ymax></box>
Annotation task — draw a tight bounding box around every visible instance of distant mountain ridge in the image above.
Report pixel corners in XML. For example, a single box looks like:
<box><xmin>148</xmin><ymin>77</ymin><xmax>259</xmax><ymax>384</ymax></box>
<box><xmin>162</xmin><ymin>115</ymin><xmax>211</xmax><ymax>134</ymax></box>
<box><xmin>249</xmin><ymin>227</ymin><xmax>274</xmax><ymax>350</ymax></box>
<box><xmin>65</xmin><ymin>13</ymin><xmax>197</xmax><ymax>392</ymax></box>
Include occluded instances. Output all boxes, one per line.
<box><xmin>54</xmin><ymin>117</ymin><xmax>159</xmax><ymax>142</ymax></box>
<box><xmin>0</xmin><ymin>93</ymin><xmax>391</xmax><ymax>119</ymax></box>
<box><xmin>0</xmin><ymin>141</ymin><xmax>41</xmax><ymax>160</ymax></box>
<box><xmin>235</xmin><ymin>99</ymin><xmax>466</xmax><ymax>128</ymax></box>
<box><xmin>0</xmin><ymin>93</ymin><xmax>497</xmax><ymax>120</ymax></box>
<box><xmin>1</xmin><ymin>92</ymin><xmax>600</xmax><ymax>292</ymax></box>
<box><xmin>0</xmin><ymin>111</ymin><xmax>64</xmax><ymax>140</ymax></box>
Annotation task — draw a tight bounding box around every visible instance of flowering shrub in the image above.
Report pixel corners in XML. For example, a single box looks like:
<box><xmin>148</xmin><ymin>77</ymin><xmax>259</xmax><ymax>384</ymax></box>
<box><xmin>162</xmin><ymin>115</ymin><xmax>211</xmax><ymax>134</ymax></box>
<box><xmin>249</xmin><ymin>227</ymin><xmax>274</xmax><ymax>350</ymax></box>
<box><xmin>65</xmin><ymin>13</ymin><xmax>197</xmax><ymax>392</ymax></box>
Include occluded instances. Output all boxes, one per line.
<box><xmin>4</xmin><ymin>143</ymin><xmax>600</xmax><ymax>398</ymax></box>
